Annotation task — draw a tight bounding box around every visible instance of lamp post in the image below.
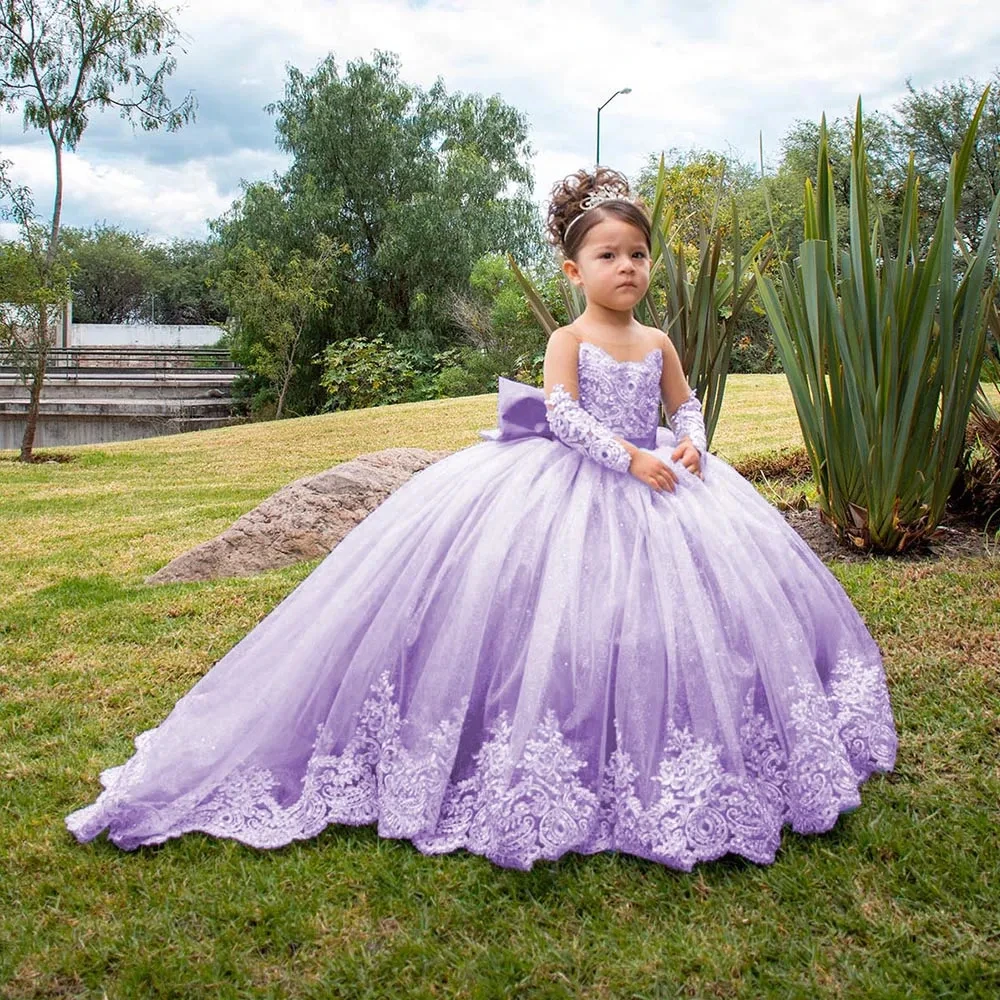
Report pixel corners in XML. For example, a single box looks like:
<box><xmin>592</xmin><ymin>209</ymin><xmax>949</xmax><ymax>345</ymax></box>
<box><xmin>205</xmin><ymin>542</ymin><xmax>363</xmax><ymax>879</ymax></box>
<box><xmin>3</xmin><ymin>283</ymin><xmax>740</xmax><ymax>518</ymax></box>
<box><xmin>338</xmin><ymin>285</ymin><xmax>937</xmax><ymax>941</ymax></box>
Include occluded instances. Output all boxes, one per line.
<box><xmin>596</xmin><ymin>87</ymin><xmax>632</xmax><ymax>165</ymax></box>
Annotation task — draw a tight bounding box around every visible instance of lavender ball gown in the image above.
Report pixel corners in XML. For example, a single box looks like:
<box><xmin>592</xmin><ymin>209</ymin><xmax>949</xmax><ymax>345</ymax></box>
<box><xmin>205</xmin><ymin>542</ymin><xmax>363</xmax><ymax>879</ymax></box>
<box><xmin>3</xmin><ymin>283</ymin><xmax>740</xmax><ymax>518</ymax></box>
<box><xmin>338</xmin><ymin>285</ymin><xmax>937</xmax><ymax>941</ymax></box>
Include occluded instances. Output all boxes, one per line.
<box><xmin>66</xmin><ymin>342</ymin><xmax>898</xmax><ymax>871</ymax></box>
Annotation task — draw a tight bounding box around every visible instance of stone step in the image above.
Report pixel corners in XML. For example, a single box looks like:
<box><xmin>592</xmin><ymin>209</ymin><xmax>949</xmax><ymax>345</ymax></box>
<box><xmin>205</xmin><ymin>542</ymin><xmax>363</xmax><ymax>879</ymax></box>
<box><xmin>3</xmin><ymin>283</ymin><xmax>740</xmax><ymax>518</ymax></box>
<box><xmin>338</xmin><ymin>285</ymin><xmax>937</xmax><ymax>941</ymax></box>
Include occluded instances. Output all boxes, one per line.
<box><xmin>0</xmin><ymin>397</ymin><xmax>234</xmax><ymax>418</ymax></box>
<box><xmin>1</xmin><ymin>347</ymin><xmax>235</xmax><ymax>370</ymax></box>
<box><xmin>1</xmin><ymin>411</ymin><xmax>240</xmax><ymax>450</ymax></box>
<box><xmin>0</xmin><ymin>367</ymin><xmax>241</xmax><ymax>378</ymax></box>
<box><xmin>0</xmin><ymin>368</ymin><xmax>240</xmax><ymax>379</ymax></box>
<box><xmin>0</xmin><ymin>375</ymin><xmax>237</xmax><ymax>402</ymax></box>
<box><xmin>0</xmin><ymin>346</ymin><xmax>244</xmax><ymax>449</ymax></box>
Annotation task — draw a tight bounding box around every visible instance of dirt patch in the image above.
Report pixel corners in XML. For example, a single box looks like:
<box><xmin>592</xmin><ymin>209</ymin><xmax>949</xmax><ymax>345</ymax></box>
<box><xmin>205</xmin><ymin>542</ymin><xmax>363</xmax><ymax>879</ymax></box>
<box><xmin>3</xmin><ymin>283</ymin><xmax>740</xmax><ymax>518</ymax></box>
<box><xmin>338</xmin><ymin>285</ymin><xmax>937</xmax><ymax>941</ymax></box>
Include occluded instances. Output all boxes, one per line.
<box><xmin>730</xmin><ymin>448</ymin><xmax>997</xmax><ymax>563</ymax></box>
<box><xmin>0</xmin><ymin>451</ymin><xmax>77</xmax><ymax>464</ymax></box>
<box><xmin>781</xmin><ymin>504</ymin><xmax>996</xmax><ymax>563</ymax></box>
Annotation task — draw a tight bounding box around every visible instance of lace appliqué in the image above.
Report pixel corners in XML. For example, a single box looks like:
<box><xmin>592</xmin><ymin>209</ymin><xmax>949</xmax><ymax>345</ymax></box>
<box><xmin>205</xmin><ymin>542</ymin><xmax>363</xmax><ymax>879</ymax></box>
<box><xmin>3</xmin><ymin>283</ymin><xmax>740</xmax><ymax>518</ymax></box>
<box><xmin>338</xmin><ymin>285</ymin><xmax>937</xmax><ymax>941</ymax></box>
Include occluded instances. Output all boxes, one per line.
<box><xmin>668</xmin><ymin>390</ymin><xmax>707</xmax><ymax>456</ymax></box>
<box><xmin>596</xmin><ymin>651</ymin><xmax>895</xmax><ymax>869</ymax></box>
<box><xmin>576</xmin><ymin>342</ymin><xmax>662</xmax><ymax>444</ymax></box>
<box><xmin>545</xmin><ymin>384</ymin><xmax>632</xmax><ymax>473</ymax></box>
<box><xmin>185</xmin><ymin>674</ymin><xmax>471</xmax><ymax>849</ymax></box>
<box><xmin>71</xmin><ymin>650</ymin><xmax>897</xmax><ymax>870</ymax></box>
<box><xmin>538</xmin><ymin>343</ymin><xmax>670</xmax><ymax>470</ymax></box>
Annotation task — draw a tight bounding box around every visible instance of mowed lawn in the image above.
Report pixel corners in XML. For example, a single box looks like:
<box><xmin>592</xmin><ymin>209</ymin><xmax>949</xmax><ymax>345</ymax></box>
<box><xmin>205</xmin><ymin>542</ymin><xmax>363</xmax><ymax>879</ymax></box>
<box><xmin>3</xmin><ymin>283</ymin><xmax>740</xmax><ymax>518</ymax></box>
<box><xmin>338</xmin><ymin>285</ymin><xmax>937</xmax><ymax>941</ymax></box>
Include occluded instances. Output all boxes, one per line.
<box><xmin>1</xmin><ymin>374</ymin><xmax>998</xmax><ymax>1000</ymax></box>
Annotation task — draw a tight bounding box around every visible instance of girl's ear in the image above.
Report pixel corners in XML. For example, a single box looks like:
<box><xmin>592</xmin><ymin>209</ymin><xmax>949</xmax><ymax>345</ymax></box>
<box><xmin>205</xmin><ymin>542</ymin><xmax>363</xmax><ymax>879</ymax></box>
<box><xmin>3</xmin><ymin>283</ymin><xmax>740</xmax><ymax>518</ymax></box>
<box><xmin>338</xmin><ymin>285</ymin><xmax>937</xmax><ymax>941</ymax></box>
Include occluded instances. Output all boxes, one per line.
<box><xmin>562</xmin><ymin>257</ymin><xmax>582</xmax><ymax>287</ymax></box>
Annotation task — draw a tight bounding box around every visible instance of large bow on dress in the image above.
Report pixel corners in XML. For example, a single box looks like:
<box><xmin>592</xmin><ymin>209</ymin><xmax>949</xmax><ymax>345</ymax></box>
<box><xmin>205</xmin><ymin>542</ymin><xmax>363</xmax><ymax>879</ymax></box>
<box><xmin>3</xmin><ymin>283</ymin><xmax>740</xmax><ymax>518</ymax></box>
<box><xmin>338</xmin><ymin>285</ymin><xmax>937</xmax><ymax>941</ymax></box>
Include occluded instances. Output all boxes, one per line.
<box><xmin>478</xmin><ymin>377</ymin><xmax>554</xmax><ymax>442</ymax></box>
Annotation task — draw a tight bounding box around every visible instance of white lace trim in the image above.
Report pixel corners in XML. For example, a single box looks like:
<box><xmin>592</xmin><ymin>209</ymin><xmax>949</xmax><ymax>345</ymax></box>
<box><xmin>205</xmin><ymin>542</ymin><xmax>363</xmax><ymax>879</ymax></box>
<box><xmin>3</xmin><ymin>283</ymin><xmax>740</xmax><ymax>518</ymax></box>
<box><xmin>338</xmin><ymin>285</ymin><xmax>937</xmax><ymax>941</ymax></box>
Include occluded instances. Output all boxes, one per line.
<box><xmin>544</xmin><ymin>384</ymin><xmax>633</xmax><ymax>473</ymax></box>
<box><xmin>668</xmin><ymin>391</ymin><xmax>708</xmax><ymax>455</ymax></box>
<box><xmin>67</xmin><ymin>650</ymin><xmax>897</xmax><ymax>871</ymax></box>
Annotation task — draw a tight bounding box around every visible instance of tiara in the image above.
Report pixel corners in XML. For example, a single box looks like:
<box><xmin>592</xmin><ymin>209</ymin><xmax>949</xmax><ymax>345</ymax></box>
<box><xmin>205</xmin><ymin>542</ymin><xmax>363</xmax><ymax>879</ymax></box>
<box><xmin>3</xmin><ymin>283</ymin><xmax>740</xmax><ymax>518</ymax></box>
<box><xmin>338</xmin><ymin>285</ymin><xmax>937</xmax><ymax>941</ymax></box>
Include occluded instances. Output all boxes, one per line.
<box><xmin>563</xmin><ymin>184</ymin><xmax>636</xmax><ymax>239</ymax></box>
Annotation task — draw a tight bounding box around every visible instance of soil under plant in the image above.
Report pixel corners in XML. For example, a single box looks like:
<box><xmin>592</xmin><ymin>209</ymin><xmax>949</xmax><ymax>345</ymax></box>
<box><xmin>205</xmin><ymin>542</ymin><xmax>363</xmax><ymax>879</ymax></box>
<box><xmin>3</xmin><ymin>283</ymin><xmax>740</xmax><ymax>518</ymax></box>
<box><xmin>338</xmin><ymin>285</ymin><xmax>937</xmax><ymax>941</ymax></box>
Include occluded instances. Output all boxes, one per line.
<box><xmin>732</xmin><ymin>448</ymin><xmax>998</xmax><ymax>564</ymax></box>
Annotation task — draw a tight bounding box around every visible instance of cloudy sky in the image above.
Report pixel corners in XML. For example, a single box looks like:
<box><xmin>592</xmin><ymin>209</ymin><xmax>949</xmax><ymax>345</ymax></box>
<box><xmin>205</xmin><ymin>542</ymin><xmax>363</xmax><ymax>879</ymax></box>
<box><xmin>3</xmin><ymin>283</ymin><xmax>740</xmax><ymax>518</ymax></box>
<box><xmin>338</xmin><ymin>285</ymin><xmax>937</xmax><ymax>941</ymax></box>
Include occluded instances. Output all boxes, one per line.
<box><xmin>2</xmin><ymin>0</ymin><xmax>999</xmax><ymax>243</ymax></box>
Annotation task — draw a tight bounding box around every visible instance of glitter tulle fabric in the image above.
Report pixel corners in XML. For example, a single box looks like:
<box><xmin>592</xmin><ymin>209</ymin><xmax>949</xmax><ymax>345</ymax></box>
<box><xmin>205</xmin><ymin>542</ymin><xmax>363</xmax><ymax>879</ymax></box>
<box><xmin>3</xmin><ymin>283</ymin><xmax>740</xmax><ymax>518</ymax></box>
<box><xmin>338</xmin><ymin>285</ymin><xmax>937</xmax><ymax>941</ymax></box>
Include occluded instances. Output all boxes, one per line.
<box><xmin>66</xmin><ymin>341</ymin><xmax>898</xmax><ymax>871</ymax></box>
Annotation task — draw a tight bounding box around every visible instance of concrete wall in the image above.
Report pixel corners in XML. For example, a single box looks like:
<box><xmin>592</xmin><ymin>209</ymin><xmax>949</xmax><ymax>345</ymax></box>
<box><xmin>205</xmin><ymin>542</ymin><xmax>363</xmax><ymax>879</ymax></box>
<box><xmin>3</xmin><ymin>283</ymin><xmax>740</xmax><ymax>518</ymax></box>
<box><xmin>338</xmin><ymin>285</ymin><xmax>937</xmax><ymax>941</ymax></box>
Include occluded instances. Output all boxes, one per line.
<box><xmin>0</xmin><ymin>409</ymin><xmax>238</xmax><ymax>449</ymax></box>
<box><xmin>70</xmin><ymin>324</ymin><xmax>224</xmax><ymax>348</ymax></box>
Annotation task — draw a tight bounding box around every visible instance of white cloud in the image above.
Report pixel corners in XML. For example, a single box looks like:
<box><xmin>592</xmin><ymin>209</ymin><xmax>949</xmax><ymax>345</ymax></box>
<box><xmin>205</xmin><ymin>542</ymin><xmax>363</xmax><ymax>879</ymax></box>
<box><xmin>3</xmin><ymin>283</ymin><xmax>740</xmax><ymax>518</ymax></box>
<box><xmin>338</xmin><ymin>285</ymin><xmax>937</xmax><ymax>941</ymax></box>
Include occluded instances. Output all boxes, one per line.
<box><xmin>1</xmin><ymin>138</ymin><xmax>288</xmax><ymax>240</ymax></box>
<box><xmin>1</xmin><ymin>0</ymin><xmax>998</xmax><ymax>239</ymax></box>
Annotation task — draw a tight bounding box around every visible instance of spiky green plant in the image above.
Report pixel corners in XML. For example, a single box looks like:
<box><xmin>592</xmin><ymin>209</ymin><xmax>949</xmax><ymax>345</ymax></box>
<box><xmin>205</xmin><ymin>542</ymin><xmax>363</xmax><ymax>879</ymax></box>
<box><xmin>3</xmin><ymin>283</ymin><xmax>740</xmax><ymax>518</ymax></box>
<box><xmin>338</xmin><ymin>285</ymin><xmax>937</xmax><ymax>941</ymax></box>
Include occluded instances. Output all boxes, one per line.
<box><xmin>970</xmin><ymin>229</ymin><xmax>999</xmax><ymax>427</ymax></box>
<box><xmin>507</xmin><ymin>154</ymin><xmax>768</xmax><ymax>448</ymax></box>
<box><xmin>956</xmin><ymin>256</ymin><xmax>1000</xmax><ymax>520</ymax></box>
<box><xmin>756</xmin><ymin>91</ymin><xmax>1000</xmax><ymax>552</ymax></box>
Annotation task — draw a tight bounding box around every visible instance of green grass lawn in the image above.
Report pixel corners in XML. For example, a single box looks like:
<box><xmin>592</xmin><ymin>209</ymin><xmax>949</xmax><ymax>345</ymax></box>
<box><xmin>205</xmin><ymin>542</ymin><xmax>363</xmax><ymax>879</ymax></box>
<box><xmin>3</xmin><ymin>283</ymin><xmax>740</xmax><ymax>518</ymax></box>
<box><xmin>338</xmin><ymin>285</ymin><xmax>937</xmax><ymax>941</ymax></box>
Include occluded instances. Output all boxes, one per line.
<box><xmin>2</xmin><ymin>374</ymin><xmax>999</xmax><ymax>999</ymax></box>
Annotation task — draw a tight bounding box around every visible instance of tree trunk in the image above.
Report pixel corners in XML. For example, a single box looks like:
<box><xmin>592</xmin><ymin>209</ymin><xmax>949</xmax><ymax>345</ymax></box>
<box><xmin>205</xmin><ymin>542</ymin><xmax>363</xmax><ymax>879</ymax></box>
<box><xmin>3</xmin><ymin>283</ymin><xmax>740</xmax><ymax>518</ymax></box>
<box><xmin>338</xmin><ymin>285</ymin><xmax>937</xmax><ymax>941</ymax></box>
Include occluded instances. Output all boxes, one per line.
<box><xmin>18</xmin><ymin>131</ymin><xmax>66</xmax><ymax>460</ymax></box>
<box><xmin>48</xmin><ymin>138</ymin><xmax>65</xmax><ymax>268</ymax></box>
<box><xmin>275</xmin><ymin>326</ymin><xmax>304</xmax><ymax>420</ymax></box>
<box><xmin>19</xmin><ymin>305</ymin><xmax>49</xmax><ymax>461</ymax></box>
<box><xmin>274</xmin><ymin>319</ymin><xmax>306</xmax><ymax>420</ymax></box>
<box><xmin>17</xmin><ymin>129</ymin><xmax>68</xmax><ymax>460</ymax></box>
<box><xmin>275</xmin><ymin>368</ymin><xmax>290</xmax><ymax>420</ymax></box>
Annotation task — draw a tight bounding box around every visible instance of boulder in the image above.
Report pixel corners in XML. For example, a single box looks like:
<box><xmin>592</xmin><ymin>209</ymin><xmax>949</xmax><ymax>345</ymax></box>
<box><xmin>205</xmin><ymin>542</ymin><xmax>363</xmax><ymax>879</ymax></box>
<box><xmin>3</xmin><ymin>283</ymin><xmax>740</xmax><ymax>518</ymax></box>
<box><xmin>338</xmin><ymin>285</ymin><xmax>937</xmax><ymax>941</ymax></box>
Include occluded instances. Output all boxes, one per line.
<box><xmin>146</xmin><ymin>446</ymin><xmax>452</xmax><ymax>584</ymax></box>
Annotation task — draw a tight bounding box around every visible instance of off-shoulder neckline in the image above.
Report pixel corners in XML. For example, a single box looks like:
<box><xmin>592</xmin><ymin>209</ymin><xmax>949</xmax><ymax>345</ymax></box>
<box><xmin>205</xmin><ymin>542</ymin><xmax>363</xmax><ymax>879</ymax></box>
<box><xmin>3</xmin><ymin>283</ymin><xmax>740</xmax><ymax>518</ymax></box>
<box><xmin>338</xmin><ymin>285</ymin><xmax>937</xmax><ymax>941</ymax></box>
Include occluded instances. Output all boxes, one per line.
<box><xmin>577</xmin><ymin>340</ymin><xmax>662</xmax><ymax>366</ymax></box>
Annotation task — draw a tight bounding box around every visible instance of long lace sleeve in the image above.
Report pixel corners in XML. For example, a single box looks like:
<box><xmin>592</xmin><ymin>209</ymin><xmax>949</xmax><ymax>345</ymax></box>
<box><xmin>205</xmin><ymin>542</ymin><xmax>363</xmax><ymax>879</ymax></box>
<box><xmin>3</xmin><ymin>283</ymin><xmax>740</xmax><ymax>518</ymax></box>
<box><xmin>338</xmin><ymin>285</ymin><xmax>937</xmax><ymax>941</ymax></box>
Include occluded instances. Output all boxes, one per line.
<box><xmin>668</xmin><ymin>389</ymin><xmax>707</xmax><ymax>458</ymax></box>
<box><xmin>544</xmin><ymin>384</ymin><xmax>632</xmax><ymax>473</ymax></box>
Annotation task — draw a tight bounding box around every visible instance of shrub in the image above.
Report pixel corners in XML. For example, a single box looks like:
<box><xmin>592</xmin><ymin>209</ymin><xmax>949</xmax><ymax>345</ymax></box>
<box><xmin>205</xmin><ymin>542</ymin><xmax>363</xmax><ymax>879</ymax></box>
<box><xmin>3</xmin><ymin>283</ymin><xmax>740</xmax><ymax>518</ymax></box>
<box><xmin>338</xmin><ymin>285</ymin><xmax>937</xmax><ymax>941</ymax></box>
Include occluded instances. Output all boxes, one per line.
<box><xmin>756</xmin><ymin>94</ymin><xmax>1000</xmax><ymax>552</ymax></box>
<box><xmin>318</xmin><ymin>337</ymin><xmax>471</xmax><ymax>410</ymax></box>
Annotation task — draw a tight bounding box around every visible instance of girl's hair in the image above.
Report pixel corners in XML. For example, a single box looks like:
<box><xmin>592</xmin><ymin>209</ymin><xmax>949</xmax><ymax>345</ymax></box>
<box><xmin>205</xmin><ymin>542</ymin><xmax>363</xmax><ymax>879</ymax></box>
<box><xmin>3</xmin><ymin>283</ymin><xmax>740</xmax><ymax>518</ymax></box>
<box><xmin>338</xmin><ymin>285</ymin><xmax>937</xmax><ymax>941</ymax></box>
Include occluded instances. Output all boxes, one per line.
<box><xmin>546</xmin><ymin>167</ymin><xmax>651</xmax><ymax>260</ymax></box>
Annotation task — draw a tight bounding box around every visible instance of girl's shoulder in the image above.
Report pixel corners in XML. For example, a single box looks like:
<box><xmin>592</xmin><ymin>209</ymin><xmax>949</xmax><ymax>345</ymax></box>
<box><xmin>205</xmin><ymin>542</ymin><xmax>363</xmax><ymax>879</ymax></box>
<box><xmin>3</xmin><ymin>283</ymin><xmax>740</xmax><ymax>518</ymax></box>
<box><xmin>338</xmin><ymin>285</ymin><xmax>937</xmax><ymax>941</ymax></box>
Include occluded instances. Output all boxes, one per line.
<box><xmin>637</xmin><ymin>324</ymin><xmax>667</xmax><ymax>341</ymax></box>
<box><xmin>548</xmin><ymin>325</ymin><xmax>583</xmax><ymax>349</ymax></box>
<box><xmin>644</xmin><ymin>327</ymin><xmax>677</xmax><ymax>358</ymax></box>
<box><xmin>628</xmin><ymin>325</ymin><xmax>674</xmax><ymax>359</ymax></box>
<box><xmin>552</xmin><ymin>322</ymin><xmax>581</xmax><ymax>338</ymax></box>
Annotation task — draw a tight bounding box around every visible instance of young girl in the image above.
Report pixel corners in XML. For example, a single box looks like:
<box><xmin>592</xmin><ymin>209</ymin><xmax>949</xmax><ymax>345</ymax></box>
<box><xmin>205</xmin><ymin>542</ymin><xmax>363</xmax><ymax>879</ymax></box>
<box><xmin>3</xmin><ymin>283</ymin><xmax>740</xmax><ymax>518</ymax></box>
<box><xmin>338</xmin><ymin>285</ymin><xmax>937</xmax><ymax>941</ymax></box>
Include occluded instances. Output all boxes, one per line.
<box><xmin>66</xmin><ymin>167</ymin><xmax>898</xmax><ymax>872</ymax></box>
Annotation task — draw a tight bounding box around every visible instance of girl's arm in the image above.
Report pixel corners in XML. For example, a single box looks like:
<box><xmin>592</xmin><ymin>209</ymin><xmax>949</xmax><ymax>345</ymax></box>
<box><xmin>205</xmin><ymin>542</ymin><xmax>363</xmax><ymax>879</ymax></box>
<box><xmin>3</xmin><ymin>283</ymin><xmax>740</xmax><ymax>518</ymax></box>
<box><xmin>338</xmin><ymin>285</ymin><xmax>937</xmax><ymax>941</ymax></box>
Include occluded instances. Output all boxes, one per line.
<box><xmin>658</xmin><ymin>333</ymin><xmax>707</xmax><ymax>458</ymax></box>
<box><xmin>543</xmin><ymin>327</ymin><xmax>637</xmax><ymax>473</ymax></box>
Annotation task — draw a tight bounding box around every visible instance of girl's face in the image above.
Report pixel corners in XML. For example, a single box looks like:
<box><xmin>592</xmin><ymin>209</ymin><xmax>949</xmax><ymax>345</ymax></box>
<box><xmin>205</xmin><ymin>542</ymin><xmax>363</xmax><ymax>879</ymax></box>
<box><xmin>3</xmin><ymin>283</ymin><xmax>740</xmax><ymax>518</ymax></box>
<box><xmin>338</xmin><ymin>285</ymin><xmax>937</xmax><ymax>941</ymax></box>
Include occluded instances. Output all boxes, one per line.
<box><xmin>563</xmin><ymin>215</ymin><xmax>651</xmax><ymax>311</ymax></box>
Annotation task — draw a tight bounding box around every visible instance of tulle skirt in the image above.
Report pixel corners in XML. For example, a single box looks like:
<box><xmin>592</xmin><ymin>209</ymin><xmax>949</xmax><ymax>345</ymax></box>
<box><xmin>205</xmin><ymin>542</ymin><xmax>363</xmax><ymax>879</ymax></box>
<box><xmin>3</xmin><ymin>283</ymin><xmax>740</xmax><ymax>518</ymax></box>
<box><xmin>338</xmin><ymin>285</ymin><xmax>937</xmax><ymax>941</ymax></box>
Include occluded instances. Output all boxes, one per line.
<box><xmin>66</xmin><ymin>429</ymin><xmax>898</xmax><ymax>871</ymax></box>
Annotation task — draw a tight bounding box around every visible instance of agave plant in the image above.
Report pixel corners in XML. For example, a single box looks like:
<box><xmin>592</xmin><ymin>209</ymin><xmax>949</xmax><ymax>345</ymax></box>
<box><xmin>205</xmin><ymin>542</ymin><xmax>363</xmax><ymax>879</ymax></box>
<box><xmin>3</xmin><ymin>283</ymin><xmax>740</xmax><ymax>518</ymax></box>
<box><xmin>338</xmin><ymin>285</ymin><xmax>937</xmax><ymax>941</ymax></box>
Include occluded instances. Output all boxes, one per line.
<box><xmin>508</xmin><ymin>154</ymin><xmax>768</xmax><ymax>448</ymax></box>
<box><xmin>956</xmin><ymin>252</ymin><xmax>1000</xmax><ymax>520</ymax></box>
<box><xmin>756</xmin><ymin>90</ymin><xmax>1000</xmax><ymax>552</ymax></box>
<box><xmin>968</xmin><ymin>227</ymin><xmax>1000</xmax><ymax>428</ymax></box>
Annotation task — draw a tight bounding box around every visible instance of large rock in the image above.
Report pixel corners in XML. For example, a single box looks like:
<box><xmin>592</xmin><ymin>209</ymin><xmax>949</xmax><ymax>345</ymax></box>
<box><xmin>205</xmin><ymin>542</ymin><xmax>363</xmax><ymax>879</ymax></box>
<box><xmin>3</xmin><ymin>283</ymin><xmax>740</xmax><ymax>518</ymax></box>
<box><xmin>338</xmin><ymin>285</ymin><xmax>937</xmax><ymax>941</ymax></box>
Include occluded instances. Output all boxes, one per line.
<box><xmin>146</xmin><ymin>446</ymin><xmax>452</xmax><ymax>584</ymax></box>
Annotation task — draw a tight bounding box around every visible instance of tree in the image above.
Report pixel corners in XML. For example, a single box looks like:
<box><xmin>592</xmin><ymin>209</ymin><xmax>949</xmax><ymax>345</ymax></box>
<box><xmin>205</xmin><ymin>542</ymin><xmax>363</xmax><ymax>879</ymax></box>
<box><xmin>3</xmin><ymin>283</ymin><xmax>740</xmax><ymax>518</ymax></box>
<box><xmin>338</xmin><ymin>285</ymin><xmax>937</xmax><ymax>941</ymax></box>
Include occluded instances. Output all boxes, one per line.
<box><xmin>0</xmin><ymin>238</ymin><xmax>71</xmax><ymax>393</ymax></box>
<box><xmin>62</xmin><ymin>226</ymin><xmax>228</xmax><ymax>325</ymax></box>
<box><xmin>443</xmin><ymin>252</ymin><xmax>550</xmax><ymax>392</ymax></box>
<box><xmin>1</xmin><ymin>160</ymin><xmax>72</xmax><ymax>431</ymax></box>
<box><xmin>635</xmin><ymin>148</ymin><xmax>758</xmax><ymax>248</ymax></box>
<box><xmin>0</xmin><ymin>0</ymin><xmax>195</xmax><ymax>459</ymax></box>
<box><xmin>212</xmin><ymin>50</ymin><xmax>542</xmax><ymax>414</ymax></box>
<box><xmin>270</xmin><ymin>50</ymin><xmax>542</xmax><ymax>319</ymax></box>
<box><xmin>218</xmin><ymin>235</ymin><xmax>342</xmax><ymax>419</ymax></box>
<box><xmin>0</xmin><ymin>158</ymin><xmax>72</xmax><ymax>456</ymax></box>
<box><xmin>147</xmin><ymin>238</ymin><xmax>227</xmax><ymax>325</ymax></box>
<box><xmin>894</xmin><ymin>70</ymin><xmax>1000</xmax><ymax>246</ymax></box>
<box><xmin>778</xmin><ymin>110</ymin><xmax>904</xmax><ymax>250</ymax></box>
<box><xmin>630</xmin><ymin>149</ymin><xmax>781</xmax><ymax>376</ymax></box>
<box><xmin>61</xmin><ymin>224</ymin><xmax>157</xmax><ymax>323</ymax></box>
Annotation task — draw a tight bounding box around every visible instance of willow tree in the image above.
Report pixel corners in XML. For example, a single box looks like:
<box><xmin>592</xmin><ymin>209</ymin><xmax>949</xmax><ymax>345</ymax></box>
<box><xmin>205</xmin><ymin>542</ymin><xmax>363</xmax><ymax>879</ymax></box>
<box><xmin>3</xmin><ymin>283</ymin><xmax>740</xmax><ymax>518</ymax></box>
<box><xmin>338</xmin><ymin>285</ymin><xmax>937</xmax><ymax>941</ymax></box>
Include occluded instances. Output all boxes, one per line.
<box><xmin>0</xmin><ymin>0</ymin><xmax>195</xmax><ymax>459</ymax></box>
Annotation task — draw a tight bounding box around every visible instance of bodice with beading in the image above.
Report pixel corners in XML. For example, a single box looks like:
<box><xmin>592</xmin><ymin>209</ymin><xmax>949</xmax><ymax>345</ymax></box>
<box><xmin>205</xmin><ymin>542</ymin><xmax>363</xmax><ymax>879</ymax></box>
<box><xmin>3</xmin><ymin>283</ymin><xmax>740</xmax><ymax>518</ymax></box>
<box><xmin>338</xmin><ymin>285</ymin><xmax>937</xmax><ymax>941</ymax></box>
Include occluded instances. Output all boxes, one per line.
<box><xmin>576</xmin><ymin>341</ymin><xmax>663</xmax><ymax>450</ymax></box>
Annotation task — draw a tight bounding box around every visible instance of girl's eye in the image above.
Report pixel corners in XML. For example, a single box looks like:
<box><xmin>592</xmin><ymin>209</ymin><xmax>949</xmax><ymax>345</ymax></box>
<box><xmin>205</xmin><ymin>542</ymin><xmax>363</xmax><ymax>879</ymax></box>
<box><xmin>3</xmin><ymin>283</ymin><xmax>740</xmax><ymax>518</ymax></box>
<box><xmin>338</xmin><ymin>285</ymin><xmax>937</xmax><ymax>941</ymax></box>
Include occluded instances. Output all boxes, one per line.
<box><xmin>633</xmin><ymin>251</ymin><xmax>647</xmax><ymax>259</ymax></box>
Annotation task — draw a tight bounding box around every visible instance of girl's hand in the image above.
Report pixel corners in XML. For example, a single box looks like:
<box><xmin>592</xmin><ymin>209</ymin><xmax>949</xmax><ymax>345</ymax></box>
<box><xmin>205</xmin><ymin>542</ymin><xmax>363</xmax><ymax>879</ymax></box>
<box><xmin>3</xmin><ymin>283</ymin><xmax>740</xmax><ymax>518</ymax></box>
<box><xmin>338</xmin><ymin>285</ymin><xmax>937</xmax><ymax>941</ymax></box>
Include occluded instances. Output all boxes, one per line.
<box><xmin>629</xmin><ymin>450</ymin><xmax>678</xmax><ymax>493</ymax></box>
<box><xmin>671</xmin><ymin>438</ymin><xmax>703</xmax><ymax>479</ymax></box>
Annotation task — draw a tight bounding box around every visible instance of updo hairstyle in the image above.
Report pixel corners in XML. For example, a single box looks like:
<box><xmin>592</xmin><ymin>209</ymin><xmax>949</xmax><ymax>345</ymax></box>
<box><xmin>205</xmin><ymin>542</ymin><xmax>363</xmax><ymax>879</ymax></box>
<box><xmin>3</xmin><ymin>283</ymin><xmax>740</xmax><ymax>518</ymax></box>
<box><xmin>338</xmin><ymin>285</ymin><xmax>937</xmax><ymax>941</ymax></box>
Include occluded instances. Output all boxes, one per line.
<box><xmin>546</xmin><ymin>167</ymin><xmax>651</xmax><ymax>261</ymax></box>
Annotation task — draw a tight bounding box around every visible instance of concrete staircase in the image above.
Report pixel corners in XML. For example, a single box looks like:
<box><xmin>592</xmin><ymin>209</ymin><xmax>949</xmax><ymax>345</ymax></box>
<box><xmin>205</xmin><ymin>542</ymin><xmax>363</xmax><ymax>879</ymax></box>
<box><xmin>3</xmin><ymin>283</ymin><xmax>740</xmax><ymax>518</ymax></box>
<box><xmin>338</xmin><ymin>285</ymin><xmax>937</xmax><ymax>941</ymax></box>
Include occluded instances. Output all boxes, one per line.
<box><xmin>0</xmin><ymin>348</ymin><xmax>242</xmax><ymax>450</ymax></box>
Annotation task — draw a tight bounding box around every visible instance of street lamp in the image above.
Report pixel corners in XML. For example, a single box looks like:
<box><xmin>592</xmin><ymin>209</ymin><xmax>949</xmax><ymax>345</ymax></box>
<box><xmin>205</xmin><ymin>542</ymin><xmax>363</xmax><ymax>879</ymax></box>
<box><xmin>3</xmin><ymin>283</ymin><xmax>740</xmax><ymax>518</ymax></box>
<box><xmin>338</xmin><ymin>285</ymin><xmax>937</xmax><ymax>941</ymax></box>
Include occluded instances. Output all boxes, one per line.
<box><xmin>596</xmin><ymin>87</ymin><xmax>632</xmax><ymax>165</ymax></box>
